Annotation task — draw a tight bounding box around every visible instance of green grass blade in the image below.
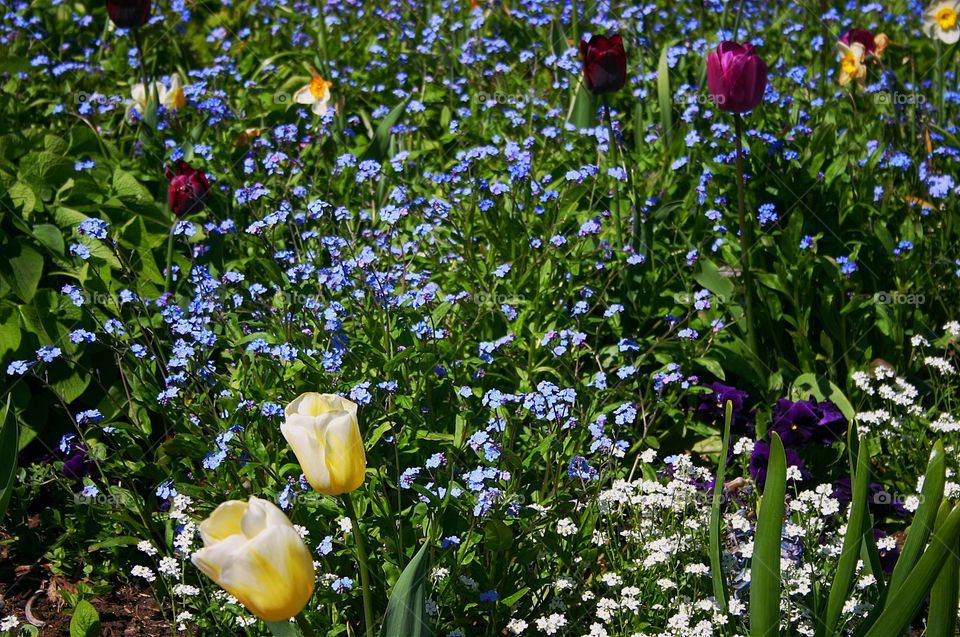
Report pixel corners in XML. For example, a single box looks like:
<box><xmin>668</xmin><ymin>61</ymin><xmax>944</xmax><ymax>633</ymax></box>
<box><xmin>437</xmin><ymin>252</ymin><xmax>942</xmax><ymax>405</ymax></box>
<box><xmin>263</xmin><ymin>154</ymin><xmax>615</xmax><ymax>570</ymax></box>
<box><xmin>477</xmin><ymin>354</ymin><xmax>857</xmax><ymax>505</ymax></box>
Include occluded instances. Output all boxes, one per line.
<box><xmin>821</xmin><ymin>434</ymin><xmax>872</xmax><ymax>637</ymax></box>
<box><xmin>709</xmin><ymin>400</ymin><xmax>734</xmax><ymax>614</ymax></box>
<box><xmin>863</xmin><ymin>504</ymin><xmax>960</xmax><ymax>637</ymax></box>
<box><xmin>656</xmin><ymin>42</ymin><xmax>673</xmax><ymax>151</ymax></box>
<box><xmin>751</xmin><ymin>432</ymin><xmax>786</xmax><ymax>637</ymax></box>
<box><xmin>887</xmin><ymin>440</ymin><xmax>946</xmax><ymax>595</ymax></box>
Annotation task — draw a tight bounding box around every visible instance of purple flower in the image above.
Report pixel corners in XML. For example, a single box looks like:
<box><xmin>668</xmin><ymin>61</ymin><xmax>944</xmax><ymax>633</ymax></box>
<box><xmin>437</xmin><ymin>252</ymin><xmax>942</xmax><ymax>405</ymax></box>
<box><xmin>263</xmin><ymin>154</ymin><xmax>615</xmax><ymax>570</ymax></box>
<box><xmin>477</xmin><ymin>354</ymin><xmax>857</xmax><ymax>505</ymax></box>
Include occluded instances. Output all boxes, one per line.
<box><xmin>749</xmin><ymin>440</ymin><xmax>805</xmax><ymax>488</ymax></box>
<box><xmin>695</xmin><ymin>382</ymin><xmax>752</xmax><ymax>432</ymax></box>
<box><xmin>769</xmin><ymin>398</ymin><xmax>847</xmax><ymax>447</ymax></box>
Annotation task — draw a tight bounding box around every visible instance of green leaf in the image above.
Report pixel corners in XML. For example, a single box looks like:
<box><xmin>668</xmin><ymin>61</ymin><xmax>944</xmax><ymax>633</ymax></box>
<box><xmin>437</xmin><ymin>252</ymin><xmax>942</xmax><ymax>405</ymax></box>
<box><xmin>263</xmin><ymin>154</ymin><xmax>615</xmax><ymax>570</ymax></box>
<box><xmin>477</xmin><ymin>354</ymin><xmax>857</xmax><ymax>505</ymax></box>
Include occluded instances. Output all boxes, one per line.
<box><xmin>380</xmin><ymin>542</ymin><xmax>432</xmax><ymax>637</ymax></box>
<box><xmin>926</xmin><ymin>529</ymin><xmax>959</xmax><ymax>637</ymax></box>
<box><xmin>5</xmin><ymin>239</ymin><xmax>43</xmax><ymax>302</ymax></box>
<box><xmin>8</xmin><ymin>181</ymin><xmax>38</xmax><ymax>214</ymax></box>
<box><xmin>751</xmin><ymin>432</ymin><xmax>786</xmax><ymax>637</ymax></box>
<box><xmin>695</xmin><ymin>259</ymin><xmax>735</xmax><ymax>303</ymax></box>
<box><xmin>569</xmin><ymin>80</ymin><xmax>595</xmax><ymax>130</ymax></box>
<box><xmin>32</xmin><ymin>223</ymin><xmax>64</xmax><ymax>255</ymax></box>
<box><xmin>863</xmin><ymin>504</ymin><xmax>960</xmax><ymax>637</ymax></box>
<box><xmin>112</xmin><ymin>168</ymin><xmax>153</xmax><ymax>204</ymax></box>
<box><xmin>264</xmin><ymin>620</ymin><xmax>305</xmax><ymax>637</ymax></box>
<box><xmin>821</xmin><ymin>435</ymin><xmax>872</xmax><ymax>637</ymax></box>
<box><xmin>0</xmin><ymin>395</ymin><xmax>17</xmax><ymax>522</ymax></box>
<box><xmin>69</xmin><ymin>599</ymin><xmax>101</xmax><ymax>637</ymax></box>
<box><xmin>709</xmin><ymin>401</ymin><xmax>734</xmax><ymax>614</ymax></box>
<box><xmin>887</xmin><ymin>440</ymin><xmax>946</xmax><ymax>595</ymax></box>
<box><xmin>791</xmin><ymin>374</ymin><xmax>856</xmax><ymax>423</ymax></box>
<box><xmin>656</xmin><ymin>42</ymin><xmax>673</xmax><ymax>149</ymax></box>
<box><xmin>484</xmin><ymin>519</ymin><xmax>513</xmax><ymax>552</ymax></box>
<box><xmin>365</xmin><ymin>95</ymin><xmax>413</xmax><ymax>161</ymax></box>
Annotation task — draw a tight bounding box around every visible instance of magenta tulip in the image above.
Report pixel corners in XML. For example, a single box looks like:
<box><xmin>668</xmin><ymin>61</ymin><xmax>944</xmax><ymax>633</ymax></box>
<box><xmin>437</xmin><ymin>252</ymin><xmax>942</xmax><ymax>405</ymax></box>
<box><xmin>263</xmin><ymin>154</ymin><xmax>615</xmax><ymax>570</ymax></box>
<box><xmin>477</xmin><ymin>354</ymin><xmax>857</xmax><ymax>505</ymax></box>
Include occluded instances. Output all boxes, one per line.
<box><xmin>579</xmin><ymin>34</ymin><xmax>627</xmax><ymax>96</ymax></box>
<box><xmin>165</xmin><ymin>160</ymin><xmax>210</xmax><ymax>217</ymax></box>
<box><xmin>705</xmin><ymin>41</ymin><xmax>768</xmax><ymax>113</ymax></box>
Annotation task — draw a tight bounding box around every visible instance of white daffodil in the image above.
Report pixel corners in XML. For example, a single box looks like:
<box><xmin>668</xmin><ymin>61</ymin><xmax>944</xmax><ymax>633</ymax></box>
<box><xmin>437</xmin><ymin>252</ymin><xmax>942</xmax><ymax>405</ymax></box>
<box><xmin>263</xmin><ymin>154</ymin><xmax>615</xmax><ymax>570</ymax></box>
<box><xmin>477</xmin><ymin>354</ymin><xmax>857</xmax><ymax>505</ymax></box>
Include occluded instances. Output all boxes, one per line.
<box><xmin>837</xmin><ymin>41</ymin><xmax>867</xmax><ymax>86</ymax></box>
<box><xmin>293</xmin><ymin>70</ymin><xmax>333</xmax><ymax>116</ymax></box>
<box><xmin>129</xmin><ymin>73</ymin><xmax>187</xmax><ymax>117</ymax></box>
<box><xmin>924</xmin><ymin>0</ymin><xmax>960</xmax><ymax>43</ymax></box>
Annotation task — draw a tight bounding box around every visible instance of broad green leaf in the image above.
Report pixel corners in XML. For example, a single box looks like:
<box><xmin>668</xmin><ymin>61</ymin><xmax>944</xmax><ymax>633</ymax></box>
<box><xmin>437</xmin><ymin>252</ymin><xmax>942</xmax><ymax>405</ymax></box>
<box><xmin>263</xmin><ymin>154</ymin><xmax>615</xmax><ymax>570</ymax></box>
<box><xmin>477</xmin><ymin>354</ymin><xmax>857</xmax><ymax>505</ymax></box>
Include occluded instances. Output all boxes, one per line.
<box><xmin>887</xmin><ymin>440</ymin><xmax>946</xmax><ymax>595</ymax></box>
<box><xmin>380</xmin><ymin>542</ymin><xmax>432</xmax><ymax>637</ymax></box>
<box><xmin>365</xmin><ymin>95</ymin><xmax>413</xmax><ymax>161</ymax></box>
<box><xmin>751</xmin><ymin>432</ymin><xmax>786</xmax><ymax>637</ymax></box>
<box><xmin>32</xmin><ymin>223</ymin><xmax>64</xmax><ymax>255</ymax></box>
<box><xmin>709</xmin><ymin>401</ymin><xmax>733</xmax><ymax>614</ymax></box>
<box><xmin>695</xmin><ymin>259</ymin><xmax>735</xmax><ymax>303</ymax></box>
<box><xmin>863</xmin><ymin>504</ymin><xmax>960</xmax><ymax>637</ymax></box>
<box><xmin>484</xmin><ymin>519</ymin><xmax>513</xmax><ymax>552</ymax></box>
<box><xmin>69</xmin><ymin>599</ymin><xmax>101</xmax><ymax>637</ymax></box>
<box><xmin>821</xmin><ymin>434</ymin><xmax>871</xmax><ymax>637</ymax></box>
<box><xmin>569</xmin><ymin>80</ymin><xmax>595</xmax><ymax>130</ymax></box>
<box><xmin>0</xmin><ymin>395</ymin><xmax>17</xmax><ymax>522</ymax></box>
<box><xmin>6</xmin><ymin>239</ymin><xmax>43</xmax><ymax>302</ymax></box>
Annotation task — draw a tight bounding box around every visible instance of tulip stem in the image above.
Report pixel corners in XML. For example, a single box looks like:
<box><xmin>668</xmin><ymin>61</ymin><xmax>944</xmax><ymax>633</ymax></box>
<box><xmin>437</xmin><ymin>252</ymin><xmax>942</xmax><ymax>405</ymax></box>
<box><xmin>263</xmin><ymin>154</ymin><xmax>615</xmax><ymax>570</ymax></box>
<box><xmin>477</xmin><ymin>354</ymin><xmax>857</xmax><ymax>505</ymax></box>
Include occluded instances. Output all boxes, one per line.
<box><xmin>603</xmin><ymin>100</ymin><xmax>625</xmax><ymax>250</ymax></box>
<box><xmin>164</xmin><ymin>223</ymin><xmax>175</xmax><ymax>293</ymax></box>
<box><xmin>734</xmin><ymin>113</ymin><xmax>758</xmax><ymax>357</ymax></box>
<box><xmin>295</xmin><ymin>613</ymin><xmax>317</xmax><ymax>637</ymax></box>
<box><xmin>343</xmin><ymin>493</ymin><xmax>375</xmax><ymax>637</ymax></box>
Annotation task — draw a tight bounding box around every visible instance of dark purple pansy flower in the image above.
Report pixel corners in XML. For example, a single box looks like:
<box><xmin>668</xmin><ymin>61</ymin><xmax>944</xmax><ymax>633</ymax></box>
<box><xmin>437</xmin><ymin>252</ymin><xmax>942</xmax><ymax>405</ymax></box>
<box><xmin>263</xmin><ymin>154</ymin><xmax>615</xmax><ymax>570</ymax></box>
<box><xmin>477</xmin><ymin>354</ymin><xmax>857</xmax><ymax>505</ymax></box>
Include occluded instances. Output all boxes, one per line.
<box><xmin>63</xmin><ymin>445</ymin><xmax>92</xmax><ymax>480</ymax></box>
<box><xmin>749</xmin><ymin>440</ymin><xmax>806</xmax><ymax>488</ymax></box>
<box><xmin>874</xmin><ymin>529</ymin><xmax>900</xmax><ymax>574</ymax></box>
<box><xmin>769</xmin><ymin>398</ymin><xmax>847</xmax><ymax>447</ymax></box>
<box><xmin>832</xmin><ymin>478</ymin><xmax>908</xmax><ymax>519</ymax></box>
<box><xmin>696</xmin><ymin>382</ymin><xmax>752</xmax><ymax>431</ymax></box>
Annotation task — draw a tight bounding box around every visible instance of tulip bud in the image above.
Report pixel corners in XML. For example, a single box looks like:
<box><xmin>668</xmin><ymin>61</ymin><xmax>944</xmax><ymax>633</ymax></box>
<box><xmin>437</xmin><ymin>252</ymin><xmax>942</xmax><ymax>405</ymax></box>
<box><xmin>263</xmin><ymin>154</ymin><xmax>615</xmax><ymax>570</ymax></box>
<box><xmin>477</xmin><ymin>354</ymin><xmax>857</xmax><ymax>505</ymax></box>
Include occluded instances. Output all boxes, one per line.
<box><xmin>165</xmin><ymin>160</ymin><xmax>210</xmax><ymax>217</ymax></box>
<box><xmin>191</xmin><ymin>497</ymin><xmax>315</xmax><ymax>622</ymax></box>
<box><xmin>579</xmin><ymin>34</ymin><xmax>627</xmax><ymax>96</ymax></box>
<box><xmin>105</xmin><ymin>0</ymin><xmax>151</xmax><ymax>29</ymax></box>
<box><xmin>705</xmin><ymin>41</ymin><xmax>768</xmax><ymax>113</ymax></box>
<box><xmin>281</xmin><ymin>393</ymin><xmax>366</xmax><ymax>496</ymax></box>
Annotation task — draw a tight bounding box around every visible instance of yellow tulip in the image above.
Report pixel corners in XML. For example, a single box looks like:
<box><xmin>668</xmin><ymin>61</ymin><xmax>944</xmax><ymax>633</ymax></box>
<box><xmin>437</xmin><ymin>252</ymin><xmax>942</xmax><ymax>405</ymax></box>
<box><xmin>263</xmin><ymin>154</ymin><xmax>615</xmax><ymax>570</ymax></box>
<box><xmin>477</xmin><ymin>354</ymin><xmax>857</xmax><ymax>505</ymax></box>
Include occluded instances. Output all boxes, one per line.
<box><xmin>282</xmin><ymin>393</ymin><xmax>366</xmax><ymax>496</ymax></box>
<box><xmin>191</xmin><ymin>497</ymin><xmax>315</xmax><ymax>622</ymax></box>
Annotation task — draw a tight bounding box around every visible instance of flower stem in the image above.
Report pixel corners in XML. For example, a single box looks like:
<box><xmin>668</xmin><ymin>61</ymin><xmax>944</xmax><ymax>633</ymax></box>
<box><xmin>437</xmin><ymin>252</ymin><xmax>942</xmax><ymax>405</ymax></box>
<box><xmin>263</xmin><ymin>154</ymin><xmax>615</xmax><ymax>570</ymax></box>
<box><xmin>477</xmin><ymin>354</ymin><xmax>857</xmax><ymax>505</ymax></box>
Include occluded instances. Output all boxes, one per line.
<box><xmin>132</xmin><ymin>27</ymin><xmax>155</xmax><ymax>128</ymax></box>
<box><xmin>570</xmin><ymin>0</ymin><xmax>579</xmax><ymax>46</ymax></box>
<box><xmin>164</xmin><ymin>224</ymin><xmax>175</xmax><ymax>293</ymax></box>
<box><xmin>343</xmin><ymin>492</ymin><xmax>375</xmax><ymax>637</ymax></box>
<box><xmin>734</xmin><ymin>113</ymin><xmax>758</xmax><ymax>357</ymax></box>
<box><xmin>295</xmin><ymin>613</ymin><xmax>317</xmax><ymax>637</ymax></box>
<box><xmin>603</xmin><ymin>100</ymin><xmax>624</xmax><ymax>250</ymax></box>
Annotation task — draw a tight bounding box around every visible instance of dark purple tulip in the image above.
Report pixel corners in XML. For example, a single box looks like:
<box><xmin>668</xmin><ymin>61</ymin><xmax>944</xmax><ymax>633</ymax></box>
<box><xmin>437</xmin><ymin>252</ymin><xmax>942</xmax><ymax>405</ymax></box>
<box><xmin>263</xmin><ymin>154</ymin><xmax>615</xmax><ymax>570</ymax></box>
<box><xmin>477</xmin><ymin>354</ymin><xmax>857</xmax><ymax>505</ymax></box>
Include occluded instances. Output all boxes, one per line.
<box><xmin>165</xmin><ymin>160</ymin><xmax>210</xmax><ymax>217</ymax></box>
<box><xmin>840</xmin><ymin>29</ymin><xmax>877</xmax><ymax>55</ymax></box>
<box><xmin>106</xmin><ymin>0</ymin><xmax>151</xmax><ymax>29</ymax></box>
<box><xmin>579</xmin><ymin>34</ymin><xmax>627</xmax><ymax>96</ymax></box>
<box><xmin>705</xmin><ymin>41</ymin><xmax>768</xmax><ymax>113</ymax></box>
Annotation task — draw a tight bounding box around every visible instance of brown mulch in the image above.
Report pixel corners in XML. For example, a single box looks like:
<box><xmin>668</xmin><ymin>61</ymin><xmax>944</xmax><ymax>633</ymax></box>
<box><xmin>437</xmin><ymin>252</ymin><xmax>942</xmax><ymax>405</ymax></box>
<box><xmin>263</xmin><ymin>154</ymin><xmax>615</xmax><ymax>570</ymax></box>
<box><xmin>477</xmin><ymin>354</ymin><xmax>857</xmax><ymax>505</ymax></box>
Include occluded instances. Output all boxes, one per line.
<box><xmin>1</xmin><ymin>534</ymin><xmax>174</xmax><ymax>636</ymax></box>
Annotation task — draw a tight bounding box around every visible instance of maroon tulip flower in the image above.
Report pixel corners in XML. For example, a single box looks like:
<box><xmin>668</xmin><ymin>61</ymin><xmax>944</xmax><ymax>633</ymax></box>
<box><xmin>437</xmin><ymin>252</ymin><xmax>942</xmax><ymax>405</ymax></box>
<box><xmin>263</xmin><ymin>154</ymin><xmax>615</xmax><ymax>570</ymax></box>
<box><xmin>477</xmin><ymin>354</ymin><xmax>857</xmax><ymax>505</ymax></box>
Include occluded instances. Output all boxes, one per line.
<box><xmin>840</xmin><ymin>28</ymin><xmax>877</xmax><ymax>55</ymax></box>
<box><xmin>106</xmin><ymin>0</ymin><xmax>151</xmax><ymax>29</ymax></box>
<box><xmin>579</xmin><ymin>34</ymin><xmax>627</xmax><ymax>96</ymax></box>
<box><xmin>705</xmin><ymin>41</ymin><xmax>768</xmax><ymax>113</ymax></box>
<box><xmin>165</xmin><ymin>160</ymin><xmax>210</xmax><ymax>217</ymax></box>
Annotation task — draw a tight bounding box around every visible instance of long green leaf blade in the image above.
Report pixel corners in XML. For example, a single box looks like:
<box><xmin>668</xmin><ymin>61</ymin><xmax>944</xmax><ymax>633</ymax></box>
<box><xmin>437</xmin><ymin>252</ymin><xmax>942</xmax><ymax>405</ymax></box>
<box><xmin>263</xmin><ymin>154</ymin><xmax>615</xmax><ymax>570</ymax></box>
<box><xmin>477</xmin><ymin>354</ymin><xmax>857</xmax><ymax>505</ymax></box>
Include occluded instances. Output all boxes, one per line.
<box><xmin>887</xmin><ymin>440</ymin><xmax>946</xmax><ymax>595</ymax></box>
<box><xmin>863</xmin><ymin>504</ymin><xmax>960</xmax><ymax>637</ymax></box>
<box><xmin>380</xmin><ymin>542</ymin><xmax>432</xmax><ymax>637</ymax></box>
<box><xmin>751</xmin><ymin>432</ymin><xmax>786</xmax><ymax>637</ymax></box>
<box><xmin>710</xmin><ymin>400</ymin><xmax>734</xmax><ymax>614</ymax></box>
<box><xmin>0</xmin><ymin>395</ymin><xmax>17</xmax><ymax>522</ymax></box>
<box><xmin>821</xmin><ymin>433</ymin><xmax>871</xmax><ymax>637</ymax></box>
<box><xmin>656</xmin><ymin>43</ymin><xmax>673</xmax><ymax>150</ymax></box>
<box><xmin>927</xmin><ymin>529</ymin><xmax>960</xmax><ymax>637</ymax></box>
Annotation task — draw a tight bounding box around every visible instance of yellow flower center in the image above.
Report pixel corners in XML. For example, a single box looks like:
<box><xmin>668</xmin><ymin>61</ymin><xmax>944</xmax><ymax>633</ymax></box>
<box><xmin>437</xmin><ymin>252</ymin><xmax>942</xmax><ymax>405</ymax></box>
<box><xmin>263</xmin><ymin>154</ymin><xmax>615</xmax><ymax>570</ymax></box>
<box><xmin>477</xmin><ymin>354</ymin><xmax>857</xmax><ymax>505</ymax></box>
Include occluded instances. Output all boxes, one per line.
<box><xmin>841</xmin><ymin>53</ymin><xmax>859</xmax><ymax>75</ymax></box>
<box><xmin>170</xmin><ymin>87</ymin><xmax>186</xmax><ymax>109</ymax></box>
<box><xmin>309</xmin><ymin>77</ymin><xmax>330</xmax><ymax>100</ymax></box>
<box><xmin>937</xmin><ymin>6</ymin><xmax>957</xmax><ymax>30</ymax></box>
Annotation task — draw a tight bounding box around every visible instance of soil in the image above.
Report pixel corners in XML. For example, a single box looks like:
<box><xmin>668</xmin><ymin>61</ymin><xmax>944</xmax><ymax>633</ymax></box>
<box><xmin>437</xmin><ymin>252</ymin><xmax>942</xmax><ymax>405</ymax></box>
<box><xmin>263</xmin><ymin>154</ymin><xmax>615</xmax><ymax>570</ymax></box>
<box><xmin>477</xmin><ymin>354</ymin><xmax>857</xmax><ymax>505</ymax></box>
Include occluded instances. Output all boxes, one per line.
<box><xmin>1</xmin><ymin>532</ymin><xmax>174</xmax><ymax>636</ymax></box>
